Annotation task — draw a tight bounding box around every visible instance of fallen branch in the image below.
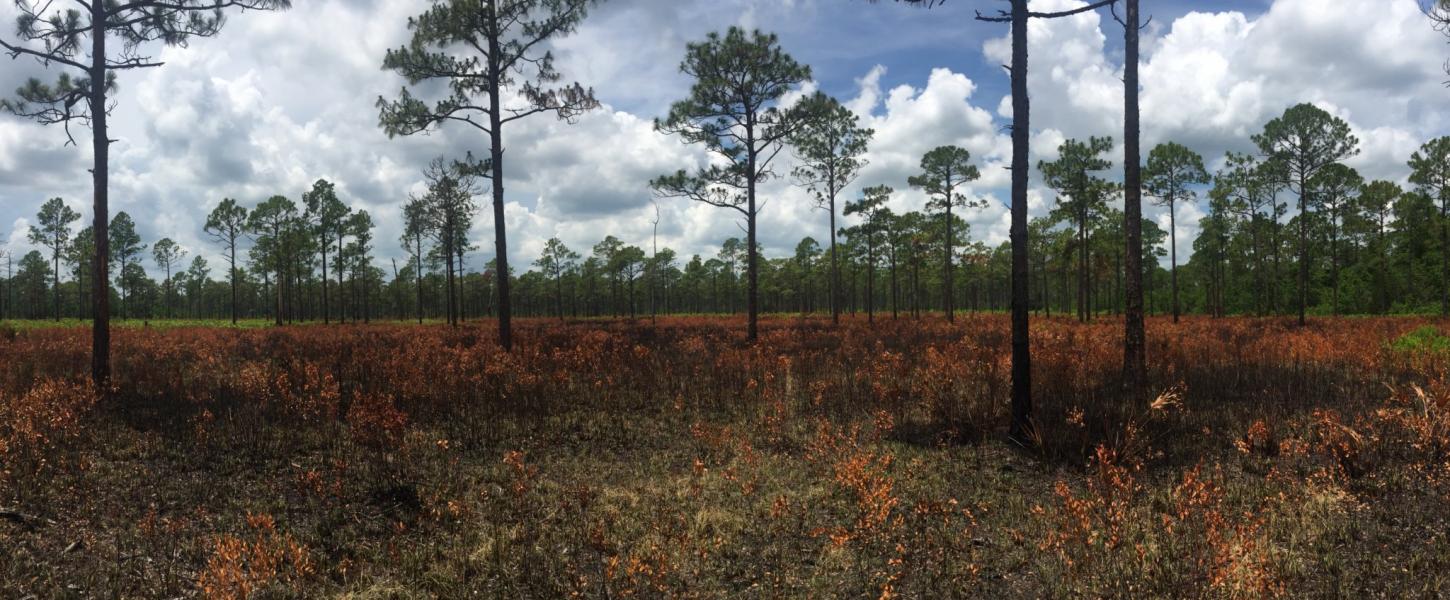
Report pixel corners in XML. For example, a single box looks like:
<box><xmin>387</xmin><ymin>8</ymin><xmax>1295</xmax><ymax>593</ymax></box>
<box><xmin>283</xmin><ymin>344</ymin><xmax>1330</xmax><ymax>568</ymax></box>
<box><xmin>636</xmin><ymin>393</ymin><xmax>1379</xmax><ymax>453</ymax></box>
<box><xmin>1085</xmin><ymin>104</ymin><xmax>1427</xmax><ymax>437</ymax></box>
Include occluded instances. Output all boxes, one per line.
<box><xmin>0</xmin><ymin>507</ymin><xmax>55</xmax><ymax>531</ymax></box>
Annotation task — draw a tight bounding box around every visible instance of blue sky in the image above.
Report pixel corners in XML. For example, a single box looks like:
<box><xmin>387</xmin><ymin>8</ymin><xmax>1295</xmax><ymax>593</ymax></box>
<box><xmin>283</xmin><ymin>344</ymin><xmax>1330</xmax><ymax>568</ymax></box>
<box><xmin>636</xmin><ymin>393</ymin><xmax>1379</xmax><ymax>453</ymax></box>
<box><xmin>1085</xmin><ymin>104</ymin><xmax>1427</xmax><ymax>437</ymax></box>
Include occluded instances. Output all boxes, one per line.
<box><xmin>710</xmin><ymin>0</ymin><xmax>1272</xmax><ymax>118</ymax></box>
<box><xmin>1</xmin><ymin>0</ymin><xmax>1446</xmax><ymax>280</ymax></box>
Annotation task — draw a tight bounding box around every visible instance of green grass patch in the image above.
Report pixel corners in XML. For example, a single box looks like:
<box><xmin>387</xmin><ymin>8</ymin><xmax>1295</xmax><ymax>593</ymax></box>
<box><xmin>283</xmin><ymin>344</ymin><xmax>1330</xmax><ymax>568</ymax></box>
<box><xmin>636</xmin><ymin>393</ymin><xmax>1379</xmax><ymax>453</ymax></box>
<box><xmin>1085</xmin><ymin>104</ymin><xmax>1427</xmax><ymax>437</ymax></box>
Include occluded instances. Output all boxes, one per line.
<box><xmin>1389</xmin><ymin>325</ymin><xmax>1450</xmax><ymax>357</ymax></box>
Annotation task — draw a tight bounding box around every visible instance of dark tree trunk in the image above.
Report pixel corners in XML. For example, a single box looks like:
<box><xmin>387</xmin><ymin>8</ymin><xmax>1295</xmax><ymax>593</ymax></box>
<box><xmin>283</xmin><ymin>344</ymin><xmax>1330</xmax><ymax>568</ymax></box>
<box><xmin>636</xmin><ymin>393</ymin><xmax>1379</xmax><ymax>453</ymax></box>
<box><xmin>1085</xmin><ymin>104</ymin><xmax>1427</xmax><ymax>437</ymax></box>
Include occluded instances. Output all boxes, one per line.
<box><xmin>1380</xmin><ymin>218</ymin><xmax>1390</xmax><ymax>314</ymax></box>
<box><xmin>1442</xmin><ymin>195</ymin><xmax>1448</xmax><ymax>316</ymax></box>
<box><xmin>745</xmin><ymin>117</ymin><xmax>759</xmax><ymax>342</ymax></box>
<box><xmin>77</xmin><ymin>262</ymin><xmax>85</xmax><ymax>320</ymax></box>
<box><xmin>1299</xmin><ymin>175</ymin><xmax>1309</xmax><ymax>326</ymax></box>
<box><xmin>229</xmin><ymin>241</ymin><xmax>238</xmax><ymax>325</ymax></box>
<box><xmin>1008</xmin><ymin>0</ymin><xmax>1033</xmax><ymax>444</ymax></box>
<box><xmin>1078</xmin><ymin>218</ymin><xmax>1088</xmax><ymax>322</ymax></box>
<box><xmin>866</xmin><ymin>237</ymin><xmax>875</xmax><ymax>324</ymax></box>
<box><xmin>457</xmin><ymin>248</ymin><xmax>467</xmax><ymax>323</ymax></box>
<box><xmin>889</xmin><ymin>247</ymin><xmax>899</xmax><ymax>319</ymax></box>
<box><xmin>487</xmin><ymin>21</ymin><xmax>514</xmax><ymax>350</ymax></box>
<box><xmin>51</xmin><ymin>244</ymin><xmax>60</xmax><ymax>322</ymax></box>
<box><xmin>1170</xmin><ymin>201</ymin><xmax>1179</xmax><ymax>323</ymax></box>
<box><xmin>1250</xmin><ymin>213</ymin><xmax>1263</xmax><ymax>315</ymax></box>
<box><xmin>444</xmin><ymin>235</ymin><xmax>456</xmax><ymax>327</ymax></box>
<box><xmin>945</xmin><ymin>198</ymin><xmax>955</xmax><ymax>323</ymax></box>
<box><xmin>828</xmin><ymin>187</ymin><xmax>843</xmax><ymax>324</ymax></box>
<box><xmin>1122</xmin><ymin>0</ymin><xmax>1144</xmax><ymax>392</ymax></box>
<box><xmin>392</xmin><ymin>258</ymin><xmax>401</xmax><ymax>320</ymax></box>
<box><xmin>321</xmin><ymin>233</ymin><xmax>330</xmax><ymax>324</ymax></box>
<box><xmin>1049</xmin><ymin>258</ymin><xmax>1056</xmax><ymax>316</ymax></box>
<box><xmin>912</xmin><ymin>250</ymin><xmax>921</xmax><ymax>318</ymax></box>
<box><xmin>414</xmin><ymin>238</ymin><xmax>423</xmax><ymax>324</ymax></box>
<box><xmin>273</xmin><ymin>241</ymin><xmax>284</xmax><ymax>326</ymax></box>
<box><xmin>556</xmin><ymin>268</ymin><xmax>565</xmax><ymax>320</ymax></box>
<box><xmin>1331</xmin><ymin>215</ymin><xmax>1340</xmax><ymax>315</ymax></box>
<box><xmin>89</xmin><ymin>1</ymin><xmax>111</xmax><ymax>387</ymax></box>
<box><xmin>336</xmin><ymin>227</ymin><xmax>345</xmax><ymax>323</ymax></box>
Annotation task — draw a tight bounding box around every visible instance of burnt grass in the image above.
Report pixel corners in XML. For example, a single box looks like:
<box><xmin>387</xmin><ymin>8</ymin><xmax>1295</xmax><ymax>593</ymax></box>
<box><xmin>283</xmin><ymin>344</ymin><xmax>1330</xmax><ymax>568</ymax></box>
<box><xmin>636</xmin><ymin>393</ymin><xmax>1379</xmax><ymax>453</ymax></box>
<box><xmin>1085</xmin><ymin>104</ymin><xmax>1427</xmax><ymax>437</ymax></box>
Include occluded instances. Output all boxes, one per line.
<box><xmin>2</xmin><ymin>315</ymin><xmax>1450</xmax><ymax>598</ymax></box>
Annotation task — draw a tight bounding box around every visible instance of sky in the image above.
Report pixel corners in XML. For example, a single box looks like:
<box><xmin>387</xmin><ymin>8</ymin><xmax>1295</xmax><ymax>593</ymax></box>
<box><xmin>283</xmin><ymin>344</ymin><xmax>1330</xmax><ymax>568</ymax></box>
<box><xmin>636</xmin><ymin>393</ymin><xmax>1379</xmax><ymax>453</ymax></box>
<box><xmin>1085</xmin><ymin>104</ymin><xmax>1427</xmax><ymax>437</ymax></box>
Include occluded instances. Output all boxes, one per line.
<box><xmin>1</xmin><ymin>0</ymin><xmax>1447</xmax><ymax>281</ymax></box>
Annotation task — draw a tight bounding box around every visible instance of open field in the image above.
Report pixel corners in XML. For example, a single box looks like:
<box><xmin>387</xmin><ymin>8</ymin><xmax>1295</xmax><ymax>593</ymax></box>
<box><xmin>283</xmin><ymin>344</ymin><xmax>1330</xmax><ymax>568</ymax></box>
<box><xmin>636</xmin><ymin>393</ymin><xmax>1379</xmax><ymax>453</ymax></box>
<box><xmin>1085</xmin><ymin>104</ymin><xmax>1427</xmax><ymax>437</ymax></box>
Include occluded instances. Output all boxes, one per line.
<box><xmin>3</xmin><ymin>315</ymin><xmax>1450</xmax><ymax>598</ymax></box>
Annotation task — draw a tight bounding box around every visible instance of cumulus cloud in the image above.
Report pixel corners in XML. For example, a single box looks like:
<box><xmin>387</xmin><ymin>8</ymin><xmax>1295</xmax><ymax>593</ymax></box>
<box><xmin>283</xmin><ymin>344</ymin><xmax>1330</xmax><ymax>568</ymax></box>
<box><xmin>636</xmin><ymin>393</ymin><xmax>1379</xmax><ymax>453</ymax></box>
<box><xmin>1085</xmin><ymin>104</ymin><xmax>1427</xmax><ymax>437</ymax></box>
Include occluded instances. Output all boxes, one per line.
<box><xmin>848</xmin><ymin>66</ymin><xmax>1012</xmax><ymax>244</ymax></box>
<box><xmin>978</xmin><ymin>0</ymin><xmax>1450</xmax><ymax>264</ymax></box>
<box><xmin>0</xmin><ymin>0</ymin><xmax>1447</xmax><ymax>280</ymax></box>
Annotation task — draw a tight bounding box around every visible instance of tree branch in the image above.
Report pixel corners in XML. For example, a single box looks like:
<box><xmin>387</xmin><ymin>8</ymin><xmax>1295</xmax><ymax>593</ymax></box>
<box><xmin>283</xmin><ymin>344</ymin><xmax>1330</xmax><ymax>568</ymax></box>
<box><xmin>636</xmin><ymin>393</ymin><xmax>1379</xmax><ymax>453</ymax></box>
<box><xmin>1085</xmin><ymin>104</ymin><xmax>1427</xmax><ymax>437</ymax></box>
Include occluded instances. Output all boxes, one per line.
<box><xmin>0</xmin><ymin>38</ymin><xmax>91</xmax><ymax>72</ymax></box>
<box><xmin>1029</xmin><ymin>0</ymin><xmax>1119</xmax><ymax>19</ymax></box>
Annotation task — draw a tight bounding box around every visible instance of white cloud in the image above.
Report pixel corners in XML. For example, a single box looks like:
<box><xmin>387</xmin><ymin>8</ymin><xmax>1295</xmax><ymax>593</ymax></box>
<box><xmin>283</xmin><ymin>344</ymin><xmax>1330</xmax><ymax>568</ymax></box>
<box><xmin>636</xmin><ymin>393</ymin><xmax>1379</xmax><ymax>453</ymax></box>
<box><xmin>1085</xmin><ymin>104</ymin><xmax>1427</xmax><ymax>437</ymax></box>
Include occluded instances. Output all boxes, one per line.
<box><xmin>0</xmin><ymin>0</ymin><xmax>1447</xmax><ymax>280</ymax></box>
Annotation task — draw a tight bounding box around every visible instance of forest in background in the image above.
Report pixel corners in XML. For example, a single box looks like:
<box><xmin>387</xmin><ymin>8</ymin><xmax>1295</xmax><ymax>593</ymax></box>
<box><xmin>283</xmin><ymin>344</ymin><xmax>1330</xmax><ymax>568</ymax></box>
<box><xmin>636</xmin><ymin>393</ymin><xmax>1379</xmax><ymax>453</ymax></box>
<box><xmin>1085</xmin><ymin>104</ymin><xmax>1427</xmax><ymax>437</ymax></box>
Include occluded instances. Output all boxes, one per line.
<box><xmin>4</xmin><ymin>0</ymin><xmax>1450</xmax><ymax>597</ymax></box>
<box><xmin>5</xmin><ymin>119</ymin><xmax>1449</xmax><ymax>324</ymax></box>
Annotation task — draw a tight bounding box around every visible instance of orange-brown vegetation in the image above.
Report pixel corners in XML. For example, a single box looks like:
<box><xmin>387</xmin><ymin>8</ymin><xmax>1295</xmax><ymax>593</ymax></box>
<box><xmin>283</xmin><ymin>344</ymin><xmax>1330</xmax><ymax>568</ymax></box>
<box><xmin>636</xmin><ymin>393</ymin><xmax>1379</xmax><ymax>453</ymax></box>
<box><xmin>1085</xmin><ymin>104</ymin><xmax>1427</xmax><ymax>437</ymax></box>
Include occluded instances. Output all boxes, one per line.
<box><xmin>1</xmin><ymin>315</ymin><xmax>1448</xmax><ymax>597</ymax></box>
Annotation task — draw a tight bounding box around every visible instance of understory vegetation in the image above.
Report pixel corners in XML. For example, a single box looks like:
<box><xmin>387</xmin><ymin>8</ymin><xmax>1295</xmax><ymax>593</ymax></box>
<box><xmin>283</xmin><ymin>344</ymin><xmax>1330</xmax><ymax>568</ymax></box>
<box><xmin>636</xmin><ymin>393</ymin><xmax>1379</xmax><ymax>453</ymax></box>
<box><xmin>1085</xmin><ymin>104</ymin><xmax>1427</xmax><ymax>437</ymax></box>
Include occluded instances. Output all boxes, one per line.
<box><xmin>3</xmin><ymin>315</ymin><xmax>1450</xmax><ymax>597</ymax></box>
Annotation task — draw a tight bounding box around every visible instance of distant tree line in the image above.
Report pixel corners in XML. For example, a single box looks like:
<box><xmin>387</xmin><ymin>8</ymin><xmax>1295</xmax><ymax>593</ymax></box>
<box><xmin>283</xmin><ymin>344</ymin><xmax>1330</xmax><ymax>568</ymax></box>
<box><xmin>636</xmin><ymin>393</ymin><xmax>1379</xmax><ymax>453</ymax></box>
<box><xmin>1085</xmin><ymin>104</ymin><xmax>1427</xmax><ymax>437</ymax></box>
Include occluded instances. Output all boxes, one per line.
<box><xmin>3</xmin><ymin>104</ymin><xmax>1448</xmax><ymax>323</ymax></box>
<box><xmin>4</xmin><ymin>0</ymin><xmax>1448</xmax><ymax>443</ymax></box>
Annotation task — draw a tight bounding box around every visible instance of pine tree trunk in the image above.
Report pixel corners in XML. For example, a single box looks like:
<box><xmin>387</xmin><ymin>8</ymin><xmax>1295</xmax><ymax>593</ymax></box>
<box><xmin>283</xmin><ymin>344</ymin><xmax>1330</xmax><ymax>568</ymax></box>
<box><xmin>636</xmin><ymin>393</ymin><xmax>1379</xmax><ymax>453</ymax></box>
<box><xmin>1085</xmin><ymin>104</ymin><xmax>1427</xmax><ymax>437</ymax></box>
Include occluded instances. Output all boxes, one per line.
<box><xmin>1008</xmin><ymin>0</ymin><xmax>1033</xmax><ymax>444</ymax></box>
<box><xmin>1442</xmin><ymin>195</ymin><xmax>1448</xmax><ymax>317</ymax></box>
<box><xmin>1170</xmin><ymin>201</ymin><xmax>1179</xmax><ymax>323</ymax></box>
<box><xmin>866</xmin><ymin>239</ymin><xmax>875</xmax><ymax>324</ymax></box>
<box><xmin>89</xmin><ymin>2</ymin><xmax>111</xmax><ymax>387</ymax></box>
<box><xmin>1299</xmin><ymin>176</ymin><xmax>1310</xmax><ymax>326</ymax></box>
<box><xmin>945</xmin><ymin>199</ymin><xmax>955</xmax><ymax>323</ymax></box>
<box><xmin>745</xmin><ymin>118</ymin><xmax>759</xmax><ymax>342</ymax></box>
<box><xmin>1079</xmin><ymin>218</ymin><xmax>1088</xmax><ymax>322</ymax></box>
<box><xmin>488</xmin><ymin>21</ymin><xmax>514</xmax><ymax>350</ymax></box>
<box><xmin>1121</xmin><ymin>0</ymin><xmax>1145</xmax><ymax>390</ymax></box>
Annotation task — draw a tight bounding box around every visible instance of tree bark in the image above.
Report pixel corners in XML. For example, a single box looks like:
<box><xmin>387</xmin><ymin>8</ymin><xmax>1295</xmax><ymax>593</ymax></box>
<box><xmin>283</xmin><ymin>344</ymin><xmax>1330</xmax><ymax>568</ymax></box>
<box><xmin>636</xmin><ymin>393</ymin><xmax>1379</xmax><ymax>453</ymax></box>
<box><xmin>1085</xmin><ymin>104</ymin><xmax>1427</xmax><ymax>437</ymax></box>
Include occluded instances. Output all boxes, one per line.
<box><xmin>51</xmin><ymin>239</ymin><xmax>60</xmax><ymax>322</ymax></box>
<box><xmin>90</xmin><ymin>1</ymin><xmax>111</xmax><ymax>388</ymax></box>
<box><xmin>273</xmin><ymin>225</ymin><xmax>284</xmax><ymax>327</ymax></box>
<box><xmin>444</xmin><ymin>233</ymin><xmax>456</xmax><ymax>326</ymax></box>
<box><xmin>229</xmin><ymin>239</ymin><xmax>238</xmax><ymax>325</ymax></box>
<box><xmin>1442</xmin><ymin>193</ymin><xmax>1448</xmax><ymax>317</ymax></box>
<box><xmin>1380</xmin><ymin>216</ymin><xmax>1390</xmax><ymax>314</ymax></box>
<box><xmin>889</xmin><ymin>246</ymin><xmax>899</xmax><ymax>319</ymax></box>
<box><xmin>1079</xmin><ymin>218</ymin><xmax>1088</xmax><ymax>322</ymax></box>
<box><xmin>321</xmin><ymin>230</ymin><xmax>329</xmax><ymax>324</ymax></box>
<box><xmin>866</xmin><ymin>235</ymin><xmax>875</xmax><ymax>323</ymax></box>
<box><xmin>1008</xmin><ymin>0</ymin><xmax>1033</xmax><ymax>444</ymax></box>
<box><xmin>945</xmin><ymin>190</ymin><xmax>955</xmax><ymax>323</ymax></box>
<box><xmin>1170</xmin><ymin>199</ymin><xmax>1179</xmax><ymax>323</ymax></box>
<box><xmin>830</xmin><ymin>194</ymin><xmax>840</xmax><ymax>325</ymax></box>
<box><xmin>1299</xmin><ymin>175</ymin><xmax>1309</xmax><ymax>326</ymax></box>
<box><xmin>1331</xmin><ymin>213</ymin><xmax>1340</xmax><ymax>315</ymax></box>
<box><xmin>556</xmin><ymin>266</ymin><xmax>565</xmax><ymax>320</ymax></box>
<box><xmin>1122</xmin><ymin>0</ymin><xmax>1146</xmax><ymax>391</ymax></box>
<box><xmin>488</xmin><ymin>21</ymin><xmax>513</xmax><ymax>350</ymax></box>
<box><xmin>414</xmin><ymin>236</ymin><xmax>423</xmax><ymax>324</ymax></box>
<box><xmin>745</xmin><ymin>116</ymin><xmax>760</xmax><ymax>342</ymax></box>
<box><xmin>336</xmin><ymin>226</ymin><xmax>345</xmax><ymax>323</ymax></box>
